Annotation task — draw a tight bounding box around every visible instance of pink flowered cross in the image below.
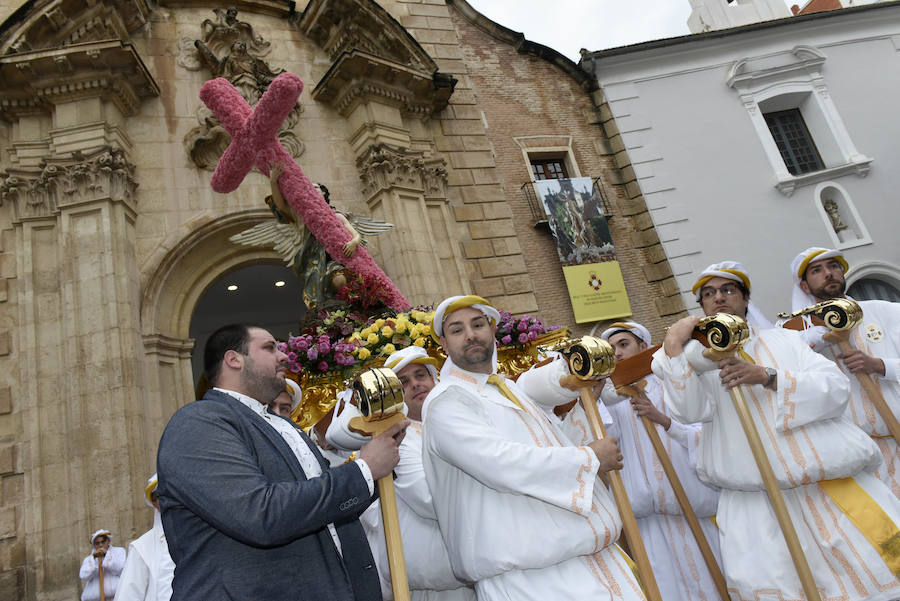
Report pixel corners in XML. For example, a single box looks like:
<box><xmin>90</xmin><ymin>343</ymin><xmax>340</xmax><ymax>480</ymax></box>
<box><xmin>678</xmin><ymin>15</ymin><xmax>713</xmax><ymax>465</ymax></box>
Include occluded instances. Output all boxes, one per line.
<box><xmin>200</xmin><ymin>73</ymin><xmax>410</xmax><ymax>310</ymax></box>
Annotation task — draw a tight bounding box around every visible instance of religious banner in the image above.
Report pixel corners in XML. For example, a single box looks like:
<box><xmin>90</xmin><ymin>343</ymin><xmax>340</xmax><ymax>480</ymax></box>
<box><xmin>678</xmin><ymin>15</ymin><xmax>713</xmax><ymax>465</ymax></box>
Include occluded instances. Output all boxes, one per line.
<box><xmin>536</xmin><ymin>177</ymin><xmax>632</xmax><ymax>323</ymax></box>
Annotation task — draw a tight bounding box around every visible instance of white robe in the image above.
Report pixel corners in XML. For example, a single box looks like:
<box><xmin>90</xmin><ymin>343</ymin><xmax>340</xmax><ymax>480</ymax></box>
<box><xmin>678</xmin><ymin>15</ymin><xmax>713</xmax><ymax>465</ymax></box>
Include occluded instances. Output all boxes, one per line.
<box><xmin>114</xmin><ymin>511</ymin><xmax>175</xmax><ymax>601</ymax></box>
<box><xmin>653</xmin><ymin>326</ymin><xmax>900</xmax><ymax>601</ymax></box>
<box><xmin>326</xmin><ymin>405</ymin><xmax>475</xmax><ymax>601</ymax></box>
<box><xmin>80</xmin><ymin>546</ymin><xmax>127</xmax><ymax>601</ymax></box>
<box><xmin>797</xmin><ymin>299</ymin><xmax>900</xmax><ymax>497</ymax></box>
<box><xmin>574</xmin><ymin>377</ymin><xmax>723</xmax><ymax>601</ymax></box>
<box><xmin>422</xmin><ymin>361</ymin><xmax>645</xmax><ymax>601</ymax></box>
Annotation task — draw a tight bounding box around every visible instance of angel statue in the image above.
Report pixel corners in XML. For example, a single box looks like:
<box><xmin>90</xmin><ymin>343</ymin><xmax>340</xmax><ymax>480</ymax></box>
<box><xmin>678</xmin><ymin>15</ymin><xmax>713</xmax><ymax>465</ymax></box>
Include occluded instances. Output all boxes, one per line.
<box><xmin>230</xmin><ymin>162</ymin><xmax>394</xmax><ymax>311</ymax></box>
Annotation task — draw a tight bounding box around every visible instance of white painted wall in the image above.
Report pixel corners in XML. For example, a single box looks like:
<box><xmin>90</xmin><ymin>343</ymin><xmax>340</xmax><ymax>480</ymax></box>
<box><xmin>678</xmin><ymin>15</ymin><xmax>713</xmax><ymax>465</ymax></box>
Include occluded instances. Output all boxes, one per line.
<box><xmin>585</xmin><ymin>5</ymin><xmax>900</xmax><ymax>319</ymax></box>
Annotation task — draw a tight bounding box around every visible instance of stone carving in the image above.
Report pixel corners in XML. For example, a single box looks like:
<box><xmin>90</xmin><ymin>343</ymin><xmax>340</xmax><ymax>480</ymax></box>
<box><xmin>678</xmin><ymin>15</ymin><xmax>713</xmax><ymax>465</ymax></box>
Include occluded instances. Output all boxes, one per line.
<box><xmin>0</xmin><ymin>147</ymin><xmax>136</xmax><ymax>221</ymax></box>
<box><xmin>823</xmin><ymin>198</ymin><xmax>848</xmax><ymax>233</ymax></box>
<box><xmin>356</xmin><ymin>144</ymin><xmax>448</xmax><ymax>201</ymax></box>
<box><xmin>181</xmin><ymin>7</ymin><xmax>303</xmax><ymax>171</ymax></box>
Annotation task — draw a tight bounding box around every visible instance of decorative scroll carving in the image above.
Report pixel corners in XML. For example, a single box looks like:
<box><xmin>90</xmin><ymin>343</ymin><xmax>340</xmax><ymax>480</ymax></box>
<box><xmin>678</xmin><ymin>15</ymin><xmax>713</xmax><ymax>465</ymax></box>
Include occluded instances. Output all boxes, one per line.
<box><xmin>356</xmin><ymin>144</ymin><xmax>448</xmax><ymax>201</ymax></box>
<box><xmin>181</xmin><ymin>7</ymin><xmax>304</xmax><ymax>171</ymax></box>
<box><xmin>1</xmin><ymin>146</ymin><xmax>137</xmax><ymax>222</ymax></box>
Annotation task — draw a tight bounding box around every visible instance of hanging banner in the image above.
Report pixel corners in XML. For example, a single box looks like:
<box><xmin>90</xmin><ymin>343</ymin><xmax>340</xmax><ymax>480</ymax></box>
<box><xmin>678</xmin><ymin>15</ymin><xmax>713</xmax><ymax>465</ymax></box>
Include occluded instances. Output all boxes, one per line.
<box><xmin>535</xmin><ymin>177</ymin><xmax>632</xmax><ymax>323</ymax></box>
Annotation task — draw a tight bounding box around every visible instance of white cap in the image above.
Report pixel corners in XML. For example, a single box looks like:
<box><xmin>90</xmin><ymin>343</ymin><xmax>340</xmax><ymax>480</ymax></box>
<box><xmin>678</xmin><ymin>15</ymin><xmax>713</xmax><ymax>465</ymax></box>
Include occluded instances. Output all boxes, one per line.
<box><xmin>384</xmin><ymin>346</ymin><xmax>439</xmax><ymax>381</ymax></box>
<box><xmin>144</xmin><ymin>474</ymin><xmax>158</xmax><ymax>508</ymax></box>
<box><xmin>285</xmin><ymin>378</ymin><xmax>302</xmax><ymax>412</ymax></box>
<box><xmin>789</xmin><ymin>247</ymin><xmax>849</xmax><ymax>311</ymax></box>
<box><xmin>693</xmin><ymin>260</ymin><xmax>773</xmax><ymax>329</ymax></box>
<box><xmin>432</xmin><ymin>295</ymin><xmax>501</xmax><ymax>339</ymax></box>
<box><xmin>90</xmin><ymin>529</ymin><xmax>112</xmax><ymax>547</ymax></box>
<box><xmin>600</xmin><ymin>321</ymin><xmax>651</xmax><ymax>345</ymax></box>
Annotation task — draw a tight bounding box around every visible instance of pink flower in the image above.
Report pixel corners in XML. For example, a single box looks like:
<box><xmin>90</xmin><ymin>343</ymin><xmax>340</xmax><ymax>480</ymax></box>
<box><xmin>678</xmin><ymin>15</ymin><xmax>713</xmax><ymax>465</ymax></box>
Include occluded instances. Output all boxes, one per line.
<box><xmin>287</xmin><ymin>352</ymin><xmax>298</xmax><ymax>363</ymax></box>
<box><xmin>317</xmin><ymin>341</ymin><xmax>331</xmax><ymax>354</ymax></box>
<box><xmin>294</xmin><ymin>338</ymin><xmax>309</xmax><ymax>352</ymax></box>
<box><xmin>518</xmin><ymin>332</ymin><xmax>528</xmax><ymax>344</ymax></box>
<box><xmin>307</xmin><ymin>347</ymin><xmax>318</xmax><ymax>361</ymax></box>
<box><xmin>517</xmin><ymin>321</ymin><xmax>528</xmax><ymax>332</ymax></box>
<box><xmin>501</xmin><ymin>335</ymin><xmax>512</xmax><ymax>345</ymax></box>
<box><xmin>317</xmin><ymin>360</ymin><xmax>329</xmax><ymax>372</ymax></box>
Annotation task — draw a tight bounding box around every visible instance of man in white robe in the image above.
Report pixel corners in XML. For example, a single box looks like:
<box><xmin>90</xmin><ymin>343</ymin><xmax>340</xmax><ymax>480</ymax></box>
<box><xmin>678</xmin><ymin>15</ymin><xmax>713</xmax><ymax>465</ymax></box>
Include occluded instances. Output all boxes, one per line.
<box><xmin>787</xmin><ymin>247</ymin><xmax>900</xmax><ymax>497</ymax></box>
<box><xmin>327</xmin><ymin>345</ymin><xmax>476</xmax><ymax>601</ymax></box>
<box><xmin>423</xmin><ymin>295</ymin><xmax>645</xmax><ymax>601</ymax></box>
<box><xmin>594</xmin><ymin>321</ymin><xmax>722</xmax><ymax>601</ymax></box>
<box><xmin>654</xmin><ymin>261</ymin><xmax>900</xmax><ymax>601</ymax></box>
<box><xmin>114</xmin><ymin>474</ymin><xmax>175</xmax><ymax>601</ymax></box>
<box><xmin>80</xmin><ymin>529</ymin><xmax>127</xmax><ymax>601</ymax></box>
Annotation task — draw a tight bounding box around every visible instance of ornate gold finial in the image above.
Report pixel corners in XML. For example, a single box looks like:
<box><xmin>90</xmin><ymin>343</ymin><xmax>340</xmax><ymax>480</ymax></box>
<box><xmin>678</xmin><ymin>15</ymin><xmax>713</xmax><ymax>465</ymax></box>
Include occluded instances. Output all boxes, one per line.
<box><xmin>547</xmin><ymin>336</ymin><xmax>617</xmax><ymax>381</ymax></box>
<box><xmin>776</xmin><ymin>298</ymin><xmax>862</xmax><ymax>332</ymax></box>
<box><xmin>352</xmin><ymin>367</ymin><xmax>405</xmax><ymax>419</ymax></box>
<box><xmin>697</xmin><ymin>313</ymin><xmax>750</xmax><ymax>353</ymax></box>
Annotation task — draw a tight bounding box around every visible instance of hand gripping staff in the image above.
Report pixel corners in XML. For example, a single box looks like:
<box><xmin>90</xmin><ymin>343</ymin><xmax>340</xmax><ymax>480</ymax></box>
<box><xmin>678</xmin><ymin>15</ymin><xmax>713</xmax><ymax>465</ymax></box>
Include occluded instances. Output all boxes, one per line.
<box><xmin>348</xmin><ymin>367</ymin><xmax>410</xmax><ymax>601</ymax></box>
<box><xmin>608</xmin><ymin>345</ymin><xmax>729</xmax><ymax>601</ymax></box>
<box><xmin>693</xmin><ymin>314</ymin><xmax>822</xmax><ymax>601</ymax></box>
<box><xmin>553</xmin><ymin>336</ymin><xmax>663</xmax><ymax>601</ymax></box>
<box><xmin>780</xmin><ymin>298</ymin><xmax>900</xmax><ymax>443</ymax></box>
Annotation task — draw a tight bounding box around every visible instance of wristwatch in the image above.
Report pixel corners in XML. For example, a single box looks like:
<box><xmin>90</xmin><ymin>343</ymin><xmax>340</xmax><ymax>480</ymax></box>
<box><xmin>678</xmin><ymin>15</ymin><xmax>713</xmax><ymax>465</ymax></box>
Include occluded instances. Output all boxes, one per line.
<box><xmin>764</xmin><ymin>367</ymin><xmax>777</xmax><ymax>390</ymax></box>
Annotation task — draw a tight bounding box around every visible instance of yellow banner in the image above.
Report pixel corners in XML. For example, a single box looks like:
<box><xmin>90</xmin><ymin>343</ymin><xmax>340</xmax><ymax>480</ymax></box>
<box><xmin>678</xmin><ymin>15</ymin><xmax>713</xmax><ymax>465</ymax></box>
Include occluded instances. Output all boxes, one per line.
<box><xmin>563</xmin><ymin>262</ymin><xmax>632</xmax><ymax>323</ymax></box>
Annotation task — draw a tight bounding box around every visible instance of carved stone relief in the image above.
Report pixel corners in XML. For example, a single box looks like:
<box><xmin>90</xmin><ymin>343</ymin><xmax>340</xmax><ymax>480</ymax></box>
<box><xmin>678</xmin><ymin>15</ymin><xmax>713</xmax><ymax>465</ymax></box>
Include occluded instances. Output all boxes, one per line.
<box><xmin>356</xmin><ymin>143</ymin><xmax>448</xmax><ymax>201</ymax></box>
<box><xmin>0</xmin><ymin>146</ymin><xmax>137</xmax><ymax>222</ymax></box>
<box><xmin>180</xmin><ymin>7</ymin><xmax>303</xmax><ymax>171</ymax></box>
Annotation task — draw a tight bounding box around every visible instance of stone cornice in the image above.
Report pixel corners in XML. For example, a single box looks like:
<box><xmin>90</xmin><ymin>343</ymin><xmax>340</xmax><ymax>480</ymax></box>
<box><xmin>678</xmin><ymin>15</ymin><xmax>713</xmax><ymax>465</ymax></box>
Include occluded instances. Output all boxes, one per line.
<box><xmin>312</xmin><ymin>49</ymin><xmax>454</xmax><ymax>117</ymax></box>
<box><xmin>0</xmin><ymin>40</ymin><xmax>159</xmax><ymax>119</ymax></box>
<box><xmin>300</xmin><ymin>0</ymin><xmax>455</xmax><ymax>117</ymax></box>
<box><xmin>0</xmin><ymin>0</ymin><xmax>150</xmax><ymax>55</ymax></box>
<box><xmin>0</xmin><ymin>145</ymin><xmax>138</xmax><ymax>223</ymax></box>
<box><xmin>298</xmin><ymin>0</ymin><xmax>437</xmax><ymax>72</ymax></box>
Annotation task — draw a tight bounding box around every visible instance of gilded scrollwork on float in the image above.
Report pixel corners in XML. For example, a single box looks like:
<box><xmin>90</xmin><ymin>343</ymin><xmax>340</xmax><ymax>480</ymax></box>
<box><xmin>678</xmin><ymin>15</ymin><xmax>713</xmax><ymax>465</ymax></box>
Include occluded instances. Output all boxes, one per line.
<box><xmin>180</xmin><ymin>7</ymin><xmax>304</xmax><ymax>171</ymax></box>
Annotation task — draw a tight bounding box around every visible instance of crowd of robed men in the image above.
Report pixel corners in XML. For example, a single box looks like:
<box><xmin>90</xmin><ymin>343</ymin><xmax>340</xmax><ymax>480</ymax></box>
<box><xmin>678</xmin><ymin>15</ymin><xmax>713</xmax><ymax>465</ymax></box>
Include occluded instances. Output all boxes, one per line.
<box><xmin>87</xmin><ymin>244</ymin><xmax>900</xmax><ymax>601</ymax></box>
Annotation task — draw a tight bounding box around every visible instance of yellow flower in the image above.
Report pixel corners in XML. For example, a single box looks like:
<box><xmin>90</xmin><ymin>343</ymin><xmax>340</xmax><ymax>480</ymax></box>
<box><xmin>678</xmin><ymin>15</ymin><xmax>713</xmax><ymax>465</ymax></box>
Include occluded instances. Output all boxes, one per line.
<box><xmin>381</xmin><ymin>326</ymin><xmax>394</xmax><ymax>338</ymax></box>
<box><xmin>397</xmin><ymin>312</ymin><xmax>409</xmax><ymax>321</ymax></box>
<box><xmin>357</xmin><ymin>347</ymin><xmax>371</xmax><ymax>360</ymax></box>
<box><xmin>367</xmin><ymin>333</ymin><xmax>379</xmax><ymax>345</ymax></box>
<box><xmin>359</xmin><ymin>327</ymin><xmax>371</xmax><ymax>338</ymax></box>
<box><xmin>374</xmin><ymin>319</ymin><xmax>385</xmax><ymax>329</ymax></box>
<box><xmin>349</xmin><ymin>332</ymin><xmax>362</xmax><ymax>342</ymax></box>
<box><xmin>383</xmin><ymin>343</ymin><xmax>396</xmax><ymax>354</ymax></box>
<box><xmin>413</xmin><ymin>337</ymin><xmax>426</xmax><ymax>347</ymax></box>
<box><xmin>394</xmin><ymin>322</ymin><xmax>407</xmax><ymax>334</ymax></box>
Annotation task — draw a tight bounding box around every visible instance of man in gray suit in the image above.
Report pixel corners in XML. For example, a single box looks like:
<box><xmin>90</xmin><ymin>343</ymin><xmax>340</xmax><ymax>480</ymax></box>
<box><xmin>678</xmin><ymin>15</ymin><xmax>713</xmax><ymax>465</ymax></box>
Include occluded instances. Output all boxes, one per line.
<box><xmin>157</xmin><ymin>324</ymin><xmax>407</xmax><ymax>600</ymax></box>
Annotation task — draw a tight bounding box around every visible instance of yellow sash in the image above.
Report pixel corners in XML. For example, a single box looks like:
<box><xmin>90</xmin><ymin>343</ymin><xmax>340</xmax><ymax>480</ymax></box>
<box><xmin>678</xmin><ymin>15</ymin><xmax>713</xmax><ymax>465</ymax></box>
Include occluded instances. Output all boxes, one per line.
<box><xmin>820</xmin><ymin>477</ymin><xmax>900</xmax><ymax>576</ymax></box>
<box><xmin>487</xmin><ymin>374</ymin><xmax>525</xmax><ymax>411</ymax></box>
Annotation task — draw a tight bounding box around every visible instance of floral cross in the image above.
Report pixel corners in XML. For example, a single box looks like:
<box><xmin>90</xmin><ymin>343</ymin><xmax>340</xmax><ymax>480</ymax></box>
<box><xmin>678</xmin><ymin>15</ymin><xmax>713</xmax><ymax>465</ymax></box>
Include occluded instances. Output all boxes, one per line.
<box><xmin>199</xmin><ymin>72</ymin><xmax>410</xmax><ymax>310</ymax></box>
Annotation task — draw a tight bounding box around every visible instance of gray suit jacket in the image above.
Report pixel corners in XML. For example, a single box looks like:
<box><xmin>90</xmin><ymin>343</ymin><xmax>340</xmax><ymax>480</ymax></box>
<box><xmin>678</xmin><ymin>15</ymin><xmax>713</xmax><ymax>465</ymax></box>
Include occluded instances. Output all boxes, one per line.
<box><xmin>157</xmin><ymin>389</ymin><xmax>381</xmax><ymax>600</ymax></box>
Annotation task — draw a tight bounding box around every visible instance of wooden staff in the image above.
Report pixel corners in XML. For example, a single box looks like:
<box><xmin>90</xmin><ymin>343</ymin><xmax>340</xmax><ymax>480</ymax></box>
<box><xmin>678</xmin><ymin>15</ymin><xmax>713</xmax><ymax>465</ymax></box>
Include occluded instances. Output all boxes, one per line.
<box><xmin>609</xmin><ymin>345</ymin><xmax>727</xmax><ymax>600</ymax></box>
<box><xmin>781</xmin><ymin>299</ymin><xmax>900</xmax><ymax>443</ymax></box>
<box><xmin>97</xmin><ymin>553</ymin><xmax>105</xmax><ymax>601</ymax></box>
<box><xmin>559</xmin><ymin>336</ymin><xmax>663</xmax><ymax>601</ymax></box>
<box><xmin>349</xmin><ymin>368</ymin><xmax>411</xmax><ymax>601</ymax></box>
<box><xmin>618</xmin><ymin>383</ymin><xmax>729</xmax><ymax>601</ymax></box>
<box><xmin>697</xmin><ymin>315</ymin><xmax>822</xmax><ymax>601</ymax></box>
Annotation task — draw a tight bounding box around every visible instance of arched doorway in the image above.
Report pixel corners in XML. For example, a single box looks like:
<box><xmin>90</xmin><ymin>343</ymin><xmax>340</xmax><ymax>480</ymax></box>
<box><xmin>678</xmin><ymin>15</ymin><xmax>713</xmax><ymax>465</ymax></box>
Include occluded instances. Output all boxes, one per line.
<box><xmin>189</xmin><ymin>262</ymin><xmax>302</xmax><ymax>386</ymax></box>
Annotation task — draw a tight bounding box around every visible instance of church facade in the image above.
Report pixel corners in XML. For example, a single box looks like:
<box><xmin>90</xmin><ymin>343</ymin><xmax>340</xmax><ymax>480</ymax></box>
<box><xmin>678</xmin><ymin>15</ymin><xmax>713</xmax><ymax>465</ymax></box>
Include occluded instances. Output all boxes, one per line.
<box><xmin>0</xmin><ymin>1</ymin><xmax>684</xmax><ymax>598</ymax></box>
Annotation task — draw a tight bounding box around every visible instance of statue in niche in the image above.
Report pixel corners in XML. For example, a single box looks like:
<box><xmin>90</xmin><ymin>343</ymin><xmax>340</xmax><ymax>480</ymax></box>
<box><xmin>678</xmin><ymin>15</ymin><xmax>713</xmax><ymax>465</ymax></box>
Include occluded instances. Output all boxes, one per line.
<box><xmin>823</xmin><ymin>198</ymin><xmax>848</xmax><ymax>233</ymax></box>
<box><xmin>183</xmin><ymin>7</ymin><xmax>303</xmax><ymax>171</ymax></box>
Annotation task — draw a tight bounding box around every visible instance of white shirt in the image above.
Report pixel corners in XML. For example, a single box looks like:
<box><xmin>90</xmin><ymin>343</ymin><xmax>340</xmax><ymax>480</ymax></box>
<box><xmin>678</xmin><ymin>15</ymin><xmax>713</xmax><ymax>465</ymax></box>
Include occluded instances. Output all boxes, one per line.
<box><xmin>215</xmin><ymin>388</ymin><xmax>375</xmax><ymax>554</ymax></box>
